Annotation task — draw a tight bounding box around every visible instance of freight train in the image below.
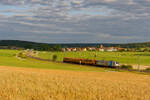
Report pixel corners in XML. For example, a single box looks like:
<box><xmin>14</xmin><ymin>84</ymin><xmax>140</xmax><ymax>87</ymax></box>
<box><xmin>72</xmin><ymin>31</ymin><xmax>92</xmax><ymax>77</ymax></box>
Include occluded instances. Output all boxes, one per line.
<box><xmin>63</xmin><ymin>57</ymin><xmax>120</xmax><ymax>68</ymax></box>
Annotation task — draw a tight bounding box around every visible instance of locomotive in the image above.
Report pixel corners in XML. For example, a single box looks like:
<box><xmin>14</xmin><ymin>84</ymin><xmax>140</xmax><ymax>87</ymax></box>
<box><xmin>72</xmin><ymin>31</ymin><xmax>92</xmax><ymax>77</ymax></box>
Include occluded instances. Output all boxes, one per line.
<box><xmin>63</xmin><ymin>57</ymin><xmax>120</xmax><ymax>68</ymax></box>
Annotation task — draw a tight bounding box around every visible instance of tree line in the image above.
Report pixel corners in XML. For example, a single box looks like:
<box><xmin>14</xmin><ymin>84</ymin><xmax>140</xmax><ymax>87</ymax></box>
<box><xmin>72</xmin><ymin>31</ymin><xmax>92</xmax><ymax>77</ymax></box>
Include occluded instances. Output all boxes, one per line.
<box><xmin>0</xmin><ymin>40</ymin><xmax>62</xmax><ymax>51</ymax></box>
<box><xmin>1</xmin><ymin>40</ymin><xmax>150</xmax><ymax>51</ymax></box>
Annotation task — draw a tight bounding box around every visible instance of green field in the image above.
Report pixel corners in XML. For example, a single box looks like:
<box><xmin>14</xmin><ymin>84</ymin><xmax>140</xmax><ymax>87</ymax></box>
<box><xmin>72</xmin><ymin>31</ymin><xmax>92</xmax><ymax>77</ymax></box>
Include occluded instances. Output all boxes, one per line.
<box><xmin>0</xmin><ymin>49</ymin><xmax>116</xmax><ymax>72</ymax></box>
<box><xmin>38</xmin><ymin>51</ymin><xmax>150</xmax><ymax>66</ymax></box>
<box><xmin>1</xmin><ymin>49</ymin><xmax>150</xmax><ymax>71</ymax></box>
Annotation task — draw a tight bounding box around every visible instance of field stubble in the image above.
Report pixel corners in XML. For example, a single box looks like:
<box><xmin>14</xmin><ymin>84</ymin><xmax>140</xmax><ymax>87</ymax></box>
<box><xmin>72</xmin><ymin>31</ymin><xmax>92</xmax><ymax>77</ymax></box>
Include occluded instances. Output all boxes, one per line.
<box><xmin>0</xmin><ymin>66</ymin><xmax>150</xmax><ymax>100</ymax></box>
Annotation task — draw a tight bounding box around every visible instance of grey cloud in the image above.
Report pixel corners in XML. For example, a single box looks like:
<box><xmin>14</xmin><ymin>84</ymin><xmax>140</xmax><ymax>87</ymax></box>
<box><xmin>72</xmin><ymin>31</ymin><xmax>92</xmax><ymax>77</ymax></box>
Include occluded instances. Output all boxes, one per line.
<box><xmin>0</xmin><ymin>0</ymin><xmax>150</xmax><ymax>43</ymax></box>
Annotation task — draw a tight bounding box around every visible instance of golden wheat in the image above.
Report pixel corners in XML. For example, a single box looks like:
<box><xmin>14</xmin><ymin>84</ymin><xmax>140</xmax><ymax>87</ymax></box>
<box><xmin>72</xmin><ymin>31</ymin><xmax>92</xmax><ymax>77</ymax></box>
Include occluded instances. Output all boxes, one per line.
<box><xmin>0</xmin><ymin>66</ymin><xmax>150</xmax><ymax>100</ymax></box>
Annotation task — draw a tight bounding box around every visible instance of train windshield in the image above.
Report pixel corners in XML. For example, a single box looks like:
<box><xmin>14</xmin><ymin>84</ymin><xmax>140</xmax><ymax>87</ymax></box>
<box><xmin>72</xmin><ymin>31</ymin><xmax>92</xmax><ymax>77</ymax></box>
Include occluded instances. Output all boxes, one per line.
<box><xmin>116</xmin><ymin>62</ymin><xmax>119</xmax><ymax>64</ymax></box>
<box><xmin>115</xmin><ymin>62</ymin><xmax>120</xmax><ymax>66</ymax></box>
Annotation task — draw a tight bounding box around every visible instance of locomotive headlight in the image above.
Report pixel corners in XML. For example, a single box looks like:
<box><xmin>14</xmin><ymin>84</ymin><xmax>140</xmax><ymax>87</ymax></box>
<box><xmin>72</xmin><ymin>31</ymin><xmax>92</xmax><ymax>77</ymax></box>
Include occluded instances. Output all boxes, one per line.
<box><xmin>115</xmin><ymin>62</ymin><xmax>120</xmax><ymax>66</ymax></box>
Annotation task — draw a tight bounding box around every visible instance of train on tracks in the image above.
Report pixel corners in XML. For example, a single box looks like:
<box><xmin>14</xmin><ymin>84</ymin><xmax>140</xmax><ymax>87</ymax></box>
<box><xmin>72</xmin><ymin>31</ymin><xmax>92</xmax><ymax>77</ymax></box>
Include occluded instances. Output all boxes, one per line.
<box><xmin>63</xmin><ymin>57</ymin><xmax>120</xmax><ymax>68</ymax></box>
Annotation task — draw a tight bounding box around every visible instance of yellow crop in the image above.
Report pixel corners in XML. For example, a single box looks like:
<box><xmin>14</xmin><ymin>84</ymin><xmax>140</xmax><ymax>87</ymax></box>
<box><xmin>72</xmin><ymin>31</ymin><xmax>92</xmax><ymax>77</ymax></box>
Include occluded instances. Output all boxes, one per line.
<box><xmin>0</xmin><ymin>66</ymin><xmax>150</xmax><ymax>100</ymax></box>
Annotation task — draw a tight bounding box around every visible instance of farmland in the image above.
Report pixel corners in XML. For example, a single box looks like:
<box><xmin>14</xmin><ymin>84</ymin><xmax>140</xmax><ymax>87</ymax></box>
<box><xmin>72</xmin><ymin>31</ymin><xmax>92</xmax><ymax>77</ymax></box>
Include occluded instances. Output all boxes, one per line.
<box><xmin>38</xmin><ymin>51</ymin><xmax>150</xmax><ymax>67</ymax></box>
<box><xmin>0</xmin><ymin>50</ymin><xmax>115</xmax><ymax>72</ymax></box>
<box><xmin>0</xmin><ymin>49</ymin><xmax>150</xmax><ymax>100</ymax></box>
<box><xmin>0</xmin><ymin>66</ymin><xmax>150</xmax><ymax>100</ymax></box>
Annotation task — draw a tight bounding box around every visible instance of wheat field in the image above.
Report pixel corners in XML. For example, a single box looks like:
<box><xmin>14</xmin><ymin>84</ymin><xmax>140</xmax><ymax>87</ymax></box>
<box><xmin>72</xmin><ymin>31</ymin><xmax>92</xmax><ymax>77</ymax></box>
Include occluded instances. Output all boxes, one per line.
<box><xmin>0</xmin><ymin>66</ymin><xmax>150</xmax><ymax>100</ymax></box>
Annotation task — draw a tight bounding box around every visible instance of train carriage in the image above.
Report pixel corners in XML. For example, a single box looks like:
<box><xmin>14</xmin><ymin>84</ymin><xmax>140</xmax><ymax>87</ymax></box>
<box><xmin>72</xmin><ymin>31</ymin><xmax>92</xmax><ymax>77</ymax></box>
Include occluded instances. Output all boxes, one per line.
<box><xmin>63</xmin><ymin>57</ymin><xmax>82</xmax><ymax>64</ymax></box>
<box><xmin>96</xmin><ymin>60</ymin><xmax>119</xmax><ymax>67</ymax></box>
<box><xmin>63</xmin><ymin>57</ymin><xmax>96</xmax><ymax>65</ymax></box>
<box><xmin>63</xmin><ymin>57</ymin><xmax>119</xmax><ymax>68</ymax></box>
<box><xmin>80</xmin><ymin>59</ymin><xmax>96</xmax><ymax>65</ymax></box>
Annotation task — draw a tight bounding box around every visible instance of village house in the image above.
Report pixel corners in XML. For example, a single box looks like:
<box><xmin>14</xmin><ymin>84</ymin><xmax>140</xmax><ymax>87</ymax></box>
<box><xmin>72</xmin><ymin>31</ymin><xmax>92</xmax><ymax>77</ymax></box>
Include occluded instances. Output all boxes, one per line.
<box><xmin>87</xmin><ymin>47</ymin><xmax>96</xmax><ymax>51</ymax></box>
<box><xmin>82</xmin><ymin>48</ymin><xmax>87</xmax><ymax>51</ymax></box>
<box><xmin>117</xmin><ymin>48</ymin><xmax>127</xmax><ymax>51</ymax></box>
<box><xmin>0</xmin><ymin>46</ymin><xmax>23</xmax><ymax>50</ymax></box>
<box><xmin>105</xmin><ymin>47</ymin><xmax>117</xmax><ymax>52</ymax></box>
<box><xmin>66</xmin><ymin>48</ymin><xmax>71</xmax><ymax>52</ymax></box>
<box><xmin>0</xmin><ymin>46</ymin><xmax>9</xmax><ymax>49</ymax></box>
<box><xmin>77</xmin><ymin>48</ymin><xmax>82</xmax><ymax>51</ymax></box>
<box><xmin>63</xmin><ymin>48</ymin><xmax>77</xmax><ymax>52</ymax></box>
<box><xmin>62</xmin><ymin>48</ymin><xmax>66</xmax><ymax>52</ymax></box>
<box><xmin>63</xmin><ymin>44</ymin><xmax>128</xmax><ymax>52</ymax></box>
<box><xmin>71</xmin><ymin>48</ymin><xmax>77</xmax><ymax>52</ymax></box>
<box><xmin>87</xmin><ymin>47</ymin><xmax>92</xmax><ymax>51</ymax></box>
<box><xmin>10</xmin><ymin>46</ymin><xmax>23</xmax><ymax>50</ymax></box>
<box><xmin>97</xmin><ymin>48</ymin><xmax>104</xmax><ymax>51</ymax></box>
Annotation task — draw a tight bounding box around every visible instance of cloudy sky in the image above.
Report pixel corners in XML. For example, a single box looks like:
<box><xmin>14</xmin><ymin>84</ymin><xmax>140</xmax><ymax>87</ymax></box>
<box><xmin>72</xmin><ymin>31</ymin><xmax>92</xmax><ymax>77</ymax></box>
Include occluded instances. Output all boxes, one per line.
<box><xmin>0</xmin><ymin>0</ymin><xmax>150</xmax><ymax>43</ymax></box>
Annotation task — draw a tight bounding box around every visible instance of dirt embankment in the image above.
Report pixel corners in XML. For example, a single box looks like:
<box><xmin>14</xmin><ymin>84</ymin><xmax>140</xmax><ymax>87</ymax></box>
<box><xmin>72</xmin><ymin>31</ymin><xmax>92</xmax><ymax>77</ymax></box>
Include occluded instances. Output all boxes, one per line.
<box><xmin>132</xmin><ymin>64</ymin><xmax>150</xmax><ymax>70</ymax></box>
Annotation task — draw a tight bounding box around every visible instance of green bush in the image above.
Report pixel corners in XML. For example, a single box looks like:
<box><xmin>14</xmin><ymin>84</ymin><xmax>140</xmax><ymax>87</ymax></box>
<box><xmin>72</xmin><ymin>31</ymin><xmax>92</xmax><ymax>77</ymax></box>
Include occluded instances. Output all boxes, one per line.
<box><xmin>18</xmin><ymin>52</ymin><xmax>26</xmax><ymax>58</ymax></box>
<box><xmin>52</xmin><ymin>54</ymin><xmax>57</xmax><ymax>61</ymax></box>
<box><xmin>146</xmin><ymin>67</ymin><xmax>150</xmax><ymax>71</ymax></box>
<box><xmin>120</xmin><ymin>65</ymin><xmax>133</xmax><ymax>69</ymax></box>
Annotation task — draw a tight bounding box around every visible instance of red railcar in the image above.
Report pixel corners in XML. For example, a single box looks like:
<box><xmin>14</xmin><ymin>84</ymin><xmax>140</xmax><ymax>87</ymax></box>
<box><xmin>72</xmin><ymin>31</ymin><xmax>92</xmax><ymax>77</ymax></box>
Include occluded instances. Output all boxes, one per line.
<box><xmin>63</xmin><ymin>57</ymin><xmax>96</xmax><ymax>65</ymax></box>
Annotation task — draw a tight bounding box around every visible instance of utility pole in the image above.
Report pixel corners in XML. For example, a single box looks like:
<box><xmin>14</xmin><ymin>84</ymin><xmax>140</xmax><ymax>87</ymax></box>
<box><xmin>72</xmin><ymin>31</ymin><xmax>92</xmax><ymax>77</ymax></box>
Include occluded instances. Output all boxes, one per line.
<box><xmin>95</xmin><ymin>51</ymin><xmax>97</xmax><ymax>60</ymax></box>
<box><xmin>138</xmin><ymin>55</ymin><xmax>140</xmax><ymax>71</ymax></box>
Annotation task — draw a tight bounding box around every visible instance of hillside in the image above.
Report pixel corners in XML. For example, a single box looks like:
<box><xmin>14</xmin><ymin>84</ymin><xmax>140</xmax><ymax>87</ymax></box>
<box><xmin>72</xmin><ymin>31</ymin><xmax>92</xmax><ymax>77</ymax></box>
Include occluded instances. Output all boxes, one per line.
<box><xmin>0</xmin><ymin>40</ymin><xmax>150</xmax><ymax>50</ymax></box>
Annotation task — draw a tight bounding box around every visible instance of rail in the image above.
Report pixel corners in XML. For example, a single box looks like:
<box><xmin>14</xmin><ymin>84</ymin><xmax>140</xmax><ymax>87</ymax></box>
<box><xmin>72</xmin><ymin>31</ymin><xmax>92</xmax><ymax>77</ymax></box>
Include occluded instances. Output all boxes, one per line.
<box><xmin>27</xmin><ymin>55</ymin><xmax>62</xmax><ymax>63</ymax></box>
<box><xmin>27</xmin><ymin>55</ymin><xmax>150</xmax><ymax>74</ymax></box>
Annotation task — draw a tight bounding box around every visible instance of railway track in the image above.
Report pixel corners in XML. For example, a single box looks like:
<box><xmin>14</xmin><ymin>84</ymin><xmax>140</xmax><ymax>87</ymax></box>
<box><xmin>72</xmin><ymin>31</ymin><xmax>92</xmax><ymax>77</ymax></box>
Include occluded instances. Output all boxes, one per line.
<box><xmin>26</xmin><ymin>55</ymin><xmax>150</xmax><ymax>74</ymax></box>
<box><xmin>27</xmin><ymin>55</ymin><xmax>62</xmax><ymax>63</ymax></box>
